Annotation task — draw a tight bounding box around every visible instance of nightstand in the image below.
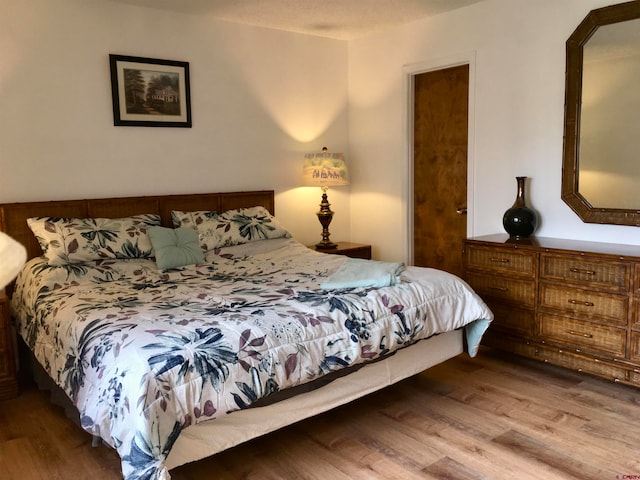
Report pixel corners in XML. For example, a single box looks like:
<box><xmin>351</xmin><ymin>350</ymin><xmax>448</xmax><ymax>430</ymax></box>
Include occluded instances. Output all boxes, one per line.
<box><xmin>309</xmin><ymin>242</ymin><xmax>372</xmax><ymax>260</ymax></box>
<box><xmin>0</xmin><ymin>290</ymin><xmax>18</xmax><ymax>400</ymax></box>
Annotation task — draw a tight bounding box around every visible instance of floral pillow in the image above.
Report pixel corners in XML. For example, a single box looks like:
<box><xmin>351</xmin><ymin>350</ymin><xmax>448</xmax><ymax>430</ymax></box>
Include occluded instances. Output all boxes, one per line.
<box><xmin>27</xmin><ymin>214</ymin><xmax>161</xmax><ymax>266</ymax></box>
<box><xmin>171</xmin><ymin>206</ymin><xmax>290</xmax><ymax>251</ymax></box>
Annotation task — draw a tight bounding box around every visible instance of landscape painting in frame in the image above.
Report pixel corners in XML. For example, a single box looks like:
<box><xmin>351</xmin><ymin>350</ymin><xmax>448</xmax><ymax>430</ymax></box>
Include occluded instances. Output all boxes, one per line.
<box><xmin>109</xmin><ymin>54</ymin><xmax>192</xmax><ymax>127</ymax></box>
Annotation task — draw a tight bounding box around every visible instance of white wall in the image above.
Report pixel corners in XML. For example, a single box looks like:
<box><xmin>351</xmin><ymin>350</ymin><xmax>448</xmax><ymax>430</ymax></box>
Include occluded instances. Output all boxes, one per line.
<box><xmin>348</xmin><ymin>0</ymin><xmax>639</xmax><ymax>262</ymax></box>
<box><xmin>5</xmin><ymin>0</ymin><xmax>640</xmax><ymax>261</ymax></box>
<box><xmin>0</xmin><ymin>0</ymin><xmax>350</xmax><ymax>247</ymax></box>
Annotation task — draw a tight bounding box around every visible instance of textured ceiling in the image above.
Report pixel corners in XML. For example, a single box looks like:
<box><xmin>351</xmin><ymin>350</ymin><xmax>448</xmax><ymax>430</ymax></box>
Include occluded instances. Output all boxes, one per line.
<box><xmin>105</xmin><ymin>0</ymin><xmax>486</xmax><ymax>40</ymax></box>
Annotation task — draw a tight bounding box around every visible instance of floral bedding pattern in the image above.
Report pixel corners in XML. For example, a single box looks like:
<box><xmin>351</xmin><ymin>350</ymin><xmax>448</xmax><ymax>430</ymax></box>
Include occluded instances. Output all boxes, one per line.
<box><xmin>26</xmin><ymin>214</ymin><xmax>160</xmax><ymax>266</ymax></box>
<box><xmin>11</xmin><ymin>238</ymin><xmax>492</xmax><ymax>480</ymax></box>
<box><xmin>171</xmin><ymin>206</ymin><xmax>291</xmax><ymax>251</ymax></box>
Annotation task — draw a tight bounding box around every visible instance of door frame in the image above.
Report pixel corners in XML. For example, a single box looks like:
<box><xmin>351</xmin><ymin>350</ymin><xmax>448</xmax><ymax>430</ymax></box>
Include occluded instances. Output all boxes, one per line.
<box><xmin>403</xmin><ymin>51</ymin><xmax>477</xmax><ymax>265</ymax></box>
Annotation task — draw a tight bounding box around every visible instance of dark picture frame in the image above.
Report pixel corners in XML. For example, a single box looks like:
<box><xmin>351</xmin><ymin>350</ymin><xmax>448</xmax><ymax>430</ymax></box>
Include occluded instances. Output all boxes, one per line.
<box><xmin>109</xmin><ymin>54</ymin><xmax>192</xmax><ymax>127</ymax></box>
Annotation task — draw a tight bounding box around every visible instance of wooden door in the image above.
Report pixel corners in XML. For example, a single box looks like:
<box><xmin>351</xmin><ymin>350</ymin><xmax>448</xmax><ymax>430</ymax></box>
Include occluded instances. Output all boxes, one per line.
<box><xmin>413</xmin><ymin>65</ymin><xmax>469</xmax><ymax>277</ymax></box>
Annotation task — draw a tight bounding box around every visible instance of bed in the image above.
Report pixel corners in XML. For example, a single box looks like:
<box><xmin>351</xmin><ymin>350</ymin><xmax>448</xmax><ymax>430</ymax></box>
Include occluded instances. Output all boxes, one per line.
<box><xmin>1</xmin><ymin>190</ymin><xmax>492</xmax><ymax>480</ymax></box>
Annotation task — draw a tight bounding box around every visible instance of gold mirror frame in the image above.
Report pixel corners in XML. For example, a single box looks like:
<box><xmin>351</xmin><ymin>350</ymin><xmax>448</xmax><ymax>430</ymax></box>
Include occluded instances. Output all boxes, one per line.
<box><xmin>561</xmin><ymin>0</ymin><xmax>640</xmax><ymax>226</ymax></box>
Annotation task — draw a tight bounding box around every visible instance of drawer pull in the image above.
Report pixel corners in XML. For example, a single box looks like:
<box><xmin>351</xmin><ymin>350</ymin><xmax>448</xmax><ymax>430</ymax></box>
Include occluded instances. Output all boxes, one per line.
<box><xmin>489</xmin><ymin>257</ymin><xmax>510</xmax><ymax>264</ymax></box>
<box><xmin>568</xmin><ymin>299</ymin><xmax>595</xmax><ymax>307</ymax></box>
<box><xmin>489</xmin><ymin>286</ymin><xmax>508</xmax><ymax>292</ymax></box>
<box><xmin>567</xmin><ymin>330</ymin><xmax>593</xmax><ymax>339</ymax></box>
<box><xmin>569</xmin><ymin>267</ymin><xmax>596</xmax><ymax>275</ymax></box>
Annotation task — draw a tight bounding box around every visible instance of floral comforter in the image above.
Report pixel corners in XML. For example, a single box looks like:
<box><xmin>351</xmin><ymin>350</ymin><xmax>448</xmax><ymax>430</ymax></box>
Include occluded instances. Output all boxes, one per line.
<box><xmin>11</xmin><ymin>238</ymin><xmax>492</xmax><ymax>480</ymax></box>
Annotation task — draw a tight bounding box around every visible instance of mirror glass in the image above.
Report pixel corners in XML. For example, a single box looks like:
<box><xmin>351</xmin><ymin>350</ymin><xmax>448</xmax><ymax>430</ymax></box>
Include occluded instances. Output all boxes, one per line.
<box><xmin>579</xmin><ymin>18</ymin><xmax>640</xmax><ymax>209</ymax></box>
<box><xmin>562</xmin><ymin>1</ymin><xmax>640</xmax><ymax>226</ymax></box>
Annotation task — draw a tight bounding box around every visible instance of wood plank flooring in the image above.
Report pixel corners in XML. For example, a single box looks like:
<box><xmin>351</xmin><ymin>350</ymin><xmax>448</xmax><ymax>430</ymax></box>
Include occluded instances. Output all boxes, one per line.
<box><xmin>1</xmin><ymin>347</ymin><xmax>639</xmax><ymax>479</ymax></box>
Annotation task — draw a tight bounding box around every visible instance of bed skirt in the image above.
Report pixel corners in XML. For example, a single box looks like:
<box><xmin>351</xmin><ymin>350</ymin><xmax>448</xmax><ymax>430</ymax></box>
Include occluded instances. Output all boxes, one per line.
<box><xmin>166</xmin><ymin>328</ymin><xmax>463</xmax><ymax>469</ymax></box>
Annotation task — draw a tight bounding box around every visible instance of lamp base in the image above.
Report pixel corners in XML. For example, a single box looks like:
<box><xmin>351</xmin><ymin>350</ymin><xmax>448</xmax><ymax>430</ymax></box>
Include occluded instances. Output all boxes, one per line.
<box><xmin>315</xmin><ymin>240</ymin><xmax>338</xmax><ymax>250</ymax></box>
<box><xmin>316</xmin><ymin>189</ymin><xmax>337</xmax><ymax>249</ymax></box>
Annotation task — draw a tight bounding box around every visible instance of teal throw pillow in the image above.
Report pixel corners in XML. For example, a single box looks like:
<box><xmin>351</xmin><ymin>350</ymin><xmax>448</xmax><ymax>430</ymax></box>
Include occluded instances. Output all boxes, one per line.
<box><xmin>149</xmin><ymin>226</ymin><xmax>205</xmax><ymax>270</ymax></box>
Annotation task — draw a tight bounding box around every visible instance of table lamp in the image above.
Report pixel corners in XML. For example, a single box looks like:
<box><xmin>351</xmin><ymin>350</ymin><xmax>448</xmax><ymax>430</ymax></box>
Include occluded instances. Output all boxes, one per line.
<box><xmin>0</xmin><ymin>232</ymin><xmax>27</xmax><ymax>289</ymax></box>
<box><xmin>302</xmin><ymin>148</ymin><xmax>350</xmax><ymax>249</ymax></box>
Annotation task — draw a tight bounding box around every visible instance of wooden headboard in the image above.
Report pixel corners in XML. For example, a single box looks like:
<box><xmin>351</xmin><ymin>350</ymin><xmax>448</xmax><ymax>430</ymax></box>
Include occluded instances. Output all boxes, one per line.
<box><xmin>0</xmin><ymin>190</ymin><xmax>275</xmax><ymax>263</ymax></box>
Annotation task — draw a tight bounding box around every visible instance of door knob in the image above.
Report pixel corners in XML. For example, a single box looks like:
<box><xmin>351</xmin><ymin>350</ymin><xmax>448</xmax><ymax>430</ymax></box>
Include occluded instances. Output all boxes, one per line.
<box><xmin>456</xmin><ymin>207</ymin><xmax>467</xmax><ymax>215</ymax></box>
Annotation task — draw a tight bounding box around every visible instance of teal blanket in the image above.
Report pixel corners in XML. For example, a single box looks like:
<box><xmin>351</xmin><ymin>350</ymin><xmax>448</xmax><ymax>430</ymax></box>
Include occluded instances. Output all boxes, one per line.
<box><xmin>320</xmin><ymin>258</ymin><xmax>405</xmax><ymax>289</ymax></box>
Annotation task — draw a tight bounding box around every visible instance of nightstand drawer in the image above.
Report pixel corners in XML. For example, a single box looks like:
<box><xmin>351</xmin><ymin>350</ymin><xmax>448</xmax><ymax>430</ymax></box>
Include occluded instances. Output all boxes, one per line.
<box><xmin>465</xmin><ymin>245</ymin><xmax>536</xmax><ymax>277</ymax></box>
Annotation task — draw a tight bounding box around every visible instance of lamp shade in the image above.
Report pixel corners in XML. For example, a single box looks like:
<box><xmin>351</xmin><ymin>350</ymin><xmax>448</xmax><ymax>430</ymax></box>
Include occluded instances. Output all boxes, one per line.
<box><xmin>0</xmin><ymin>232</ymin><xmax>27</xmax><ymax>289</ymax></box>
<box><xmin>302</xmin><ymin>152</ymin><xmax>349</xmax><ymax>187</ymax></box>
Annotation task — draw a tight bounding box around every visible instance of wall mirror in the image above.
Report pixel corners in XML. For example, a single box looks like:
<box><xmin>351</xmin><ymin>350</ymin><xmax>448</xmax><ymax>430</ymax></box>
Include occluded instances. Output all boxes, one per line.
<box><xmin>562</xmin><ymin>0</ymin><xmax>640</xmax><ymax>226</ymax></box>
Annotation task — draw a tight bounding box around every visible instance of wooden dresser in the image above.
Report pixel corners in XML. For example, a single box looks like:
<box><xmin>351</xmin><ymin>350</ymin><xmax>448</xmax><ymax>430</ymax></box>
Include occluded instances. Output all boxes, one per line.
<box><xmin>464</xmin><ymin>234</ymin><xmax>640</xmax><ymax>387</ymax></box>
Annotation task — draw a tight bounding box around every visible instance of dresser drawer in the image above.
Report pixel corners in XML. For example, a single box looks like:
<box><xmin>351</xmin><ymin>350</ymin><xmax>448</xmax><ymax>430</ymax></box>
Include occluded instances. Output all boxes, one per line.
<box><xmin>465</xmin><ymin>245</ymin><xmax>536</xmax><ymax>277</ymax></box>
<box><xmin>539</xmin><ymin>313</ymin><xmax>626</xmax><ymax>357</ymax></box>
<box><xmin>629</xmin><ymin>331</ymin><xmax>640</xmax><ymax>363</ymax></box>
<box><xmin>482</xmin><ymin>333</ymin><xmax>538</xmax><ymax>357</ymax></box>
<box><xmin>635</xmin><ymin>263</ymin><xmax>640</xmax><ymax>296</ymax></box>
<box><xmin>632</xmin><ymin>299</ymin><xmax>640</xmax><ymax>329</ymax></box>
<box><xmin>539</xmin><ymin>283</ymin><xmax>628</xmax><ymax>325</ymax></box>
<box><xmin>487</xmin><ymin>303</ymin><xmax>535</xmax><ymax>336</ymax></box>
<box><xmin>534</xmin><ymin>346</ymin><xmax>628</xmax><ymax>382</ymax></box>
<box><xmin>0</xmin><ymin>351</ymin><xmax>7</xmax><ymax>378</ymax></box>
<box><xmin>629</xmin><ymin>371</ymin><xmax>640</xmax><ymax>385</ymax></box>
<box><xmin>540</xmin><ymin>253</ymin><xmax>630</xmax><ymax>292</ymax></box>
<box><xmin>466</xmin><ymin>272</ymin><xmax>535</xmax><ymax>307</ymax></box>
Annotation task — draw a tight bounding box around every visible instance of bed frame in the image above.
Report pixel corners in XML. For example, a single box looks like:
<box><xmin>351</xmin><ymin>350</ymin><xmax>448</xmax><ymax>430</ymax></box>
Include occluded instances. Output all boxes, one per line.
<box><xmin>0</xmin><ymin>190</ymin><xmax>464</xmax><ymax>472</ymax></box>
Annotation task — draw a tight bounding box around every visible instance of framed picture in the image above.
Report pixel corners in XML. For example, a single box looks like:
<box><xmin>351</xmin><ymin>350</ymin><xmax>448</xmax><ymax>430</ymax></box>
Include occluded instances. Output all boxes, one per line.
<box><xmin>109</xmin><ymin>54</ymin><xmax>192</xmax><ymax>127</ymax></box>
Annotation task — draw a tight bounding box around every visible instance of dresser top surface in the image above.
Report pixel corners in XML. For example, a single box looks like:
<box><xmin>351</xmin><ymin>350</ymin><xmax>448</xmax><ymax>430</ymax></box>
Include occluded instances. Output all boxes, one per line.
<box><xmin>467</xmin><ymin>234</ymin><xmax>640</xmax><ymax>260</ymax></box>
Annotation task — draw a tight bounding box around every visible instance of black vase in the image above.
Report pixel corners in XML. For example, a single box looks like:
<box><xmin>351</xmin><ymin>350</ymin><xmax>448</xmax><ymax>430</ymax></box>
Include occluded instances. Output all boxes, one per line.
<box><xmin>503</xmin><ymin>176</ymin><xmax>538</xmax><ymax>238</ymax></box>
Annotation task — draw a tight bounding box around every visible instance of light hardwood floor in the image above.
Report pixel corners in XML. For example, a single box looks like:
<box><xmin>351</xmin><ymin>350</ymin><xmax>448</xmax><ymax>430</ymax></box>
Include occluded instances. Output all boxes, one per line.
<box><xmin>1</xmin><ymin>347</ymin><xmax>639</xmax><ymax>479</ymax></box>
